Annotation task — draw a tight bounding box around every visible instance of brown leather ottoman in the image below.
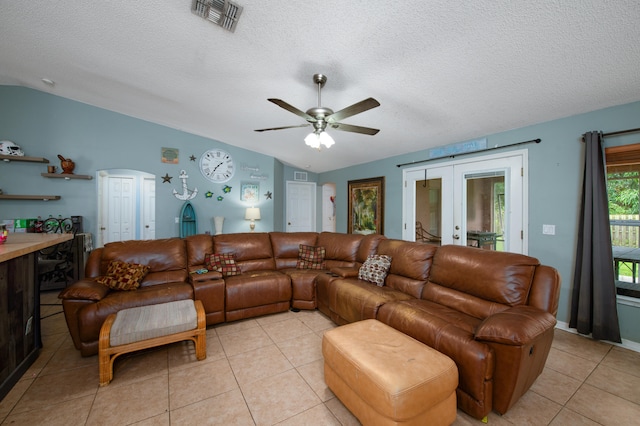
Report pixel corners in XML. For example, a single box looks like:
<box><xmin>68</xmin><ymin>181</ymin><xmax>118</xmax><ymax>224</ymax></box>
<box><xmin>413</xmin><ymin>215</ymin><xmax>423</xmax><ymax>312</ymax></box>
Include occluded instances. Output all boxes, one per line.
<box><xmin>322</xmin><ymin>319</ymin><xmax>458</xmax><ymax>426</ymax></box>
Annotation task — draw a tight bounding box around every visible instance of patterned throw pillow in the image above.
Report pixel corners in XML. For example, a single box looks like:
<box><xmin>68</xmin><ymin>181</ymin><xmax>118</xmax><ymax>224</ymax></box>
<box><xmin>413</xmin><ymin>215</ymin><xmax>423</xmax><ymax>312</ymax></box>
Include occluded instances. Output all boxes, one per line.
<box><xmin>96</xmin><ymin>260</ymin><xmax>150</xmax><ymax>291</ymax></box>
<box><xmin>296</xmin><ymin>244</ymin><xmax>326</xmax><ymax>270</ymax></box>
<box><xmin>204</xmin><ymin>253</ymin><xmax>242</xmax><ymax>277</ymax></box>
<box><xmin>358</xmin><ymin>254</ymin><xmax>392</xmax><ymax>286</ymax></box>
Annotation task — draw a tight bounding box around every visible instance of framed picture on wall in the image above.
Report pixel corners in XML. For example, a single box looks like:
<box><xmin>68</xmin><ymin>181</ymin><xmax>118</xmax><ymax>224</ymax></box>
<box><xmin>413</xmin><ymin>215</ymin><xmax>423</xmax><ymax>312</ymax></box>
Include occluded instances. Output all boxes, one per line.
<box><xmin>161</xmin><ymin>147</ymin><xmax>179</xmax><ymax>164</ymax></box>
<box><xmin>348</xmin><ymin>176</ymin><xmax>384</xmax><ymax>235</ymax></box>
<box><xmin>240</xmin><ymin>182</ymin><xmax>259</xmax><ymax>203</ymax></box>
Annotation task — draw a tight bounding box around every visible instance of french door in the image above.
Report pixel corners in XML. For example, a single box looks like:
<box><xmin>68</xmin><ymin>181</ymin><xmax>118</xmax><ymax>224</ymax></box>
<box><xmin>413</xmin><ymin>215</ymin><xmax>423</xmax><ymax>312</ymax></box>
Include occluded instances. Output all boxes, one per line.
<box><xmin>403</xmin><ymin>150</ymin><xmax>527</xmax><ymax>254</ymax></box>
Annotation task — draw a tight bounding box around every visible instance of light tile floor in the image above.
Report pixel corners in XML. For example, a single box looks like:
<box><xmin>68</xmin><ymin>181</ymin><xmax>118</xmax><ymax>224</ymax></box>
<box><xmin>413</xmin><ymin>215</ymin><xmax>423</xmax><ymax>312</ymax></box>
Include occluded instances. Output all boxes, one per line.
<box><xmin>2</xmin><ymin>291</ymin><xmax>640</xmax><ymax>425</ymax></box>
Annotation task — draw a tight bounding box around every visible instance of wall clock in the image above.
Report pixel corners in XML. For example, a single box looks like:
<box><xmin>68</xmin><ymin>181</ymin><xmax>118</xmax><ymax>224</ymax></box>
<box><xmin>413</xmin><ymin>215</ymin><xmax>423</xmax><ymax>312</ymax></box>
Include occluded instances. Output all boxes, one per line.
<box><xmin>199</xmin><ymin>149</ymin><xmax>235</xmax><ymax>183</ymax></box>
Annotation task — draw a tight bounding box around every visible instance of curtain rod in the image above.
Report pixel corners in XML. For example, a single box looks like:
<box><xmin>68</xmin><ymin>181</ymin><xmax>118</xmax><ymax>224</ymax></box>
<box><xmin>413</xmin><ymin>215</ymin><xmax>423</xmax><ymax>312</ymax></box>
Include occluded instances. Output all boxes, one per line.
<box><xmin>603</xmin><ymin>127</ymin><xmax>640</xmax><ymax>138</ymax></box>
<box><xmin>396</xmin><ymin>138</ymin><xmax>541</xmax><ymax>168</ymax></box>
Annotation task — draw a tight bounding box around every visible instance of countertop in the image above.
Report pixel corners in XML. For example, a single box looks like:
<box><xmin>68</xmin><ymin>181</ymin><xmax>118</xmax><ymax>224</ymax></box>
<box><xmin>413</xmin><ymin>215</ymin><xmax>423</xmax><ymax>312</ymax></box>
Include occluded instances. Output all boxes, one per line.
<box><xmin>0</xmin><ymin>233</ymin><xmax>74</xmax><ymax>263</ymax></box>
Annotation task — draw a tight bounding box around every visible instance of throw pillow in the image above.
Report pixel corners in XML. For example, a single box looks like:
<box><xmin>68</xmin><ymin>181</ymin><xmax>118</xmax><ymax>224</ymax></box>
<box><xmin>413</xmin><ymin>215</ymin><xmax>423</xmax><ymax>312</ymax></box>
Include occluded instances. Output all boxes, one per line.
<box><xmin>296</xmin><ymin>244</ymin><xmax>326</xmax><ymax>270</ymax></box>
<box><xmin>205</xmin><ymin>253</ymin><xmax>242</xmax><ymax>277</ymax></box>
<box><xmin>358</xmin><ymin>254</ymin><xmax>392</xmax><ymax>287</ymax></box>
<box><xmin>96</xmin><ymin>260</ymin><xmax>150</xmax><ymax>291</ymax></box>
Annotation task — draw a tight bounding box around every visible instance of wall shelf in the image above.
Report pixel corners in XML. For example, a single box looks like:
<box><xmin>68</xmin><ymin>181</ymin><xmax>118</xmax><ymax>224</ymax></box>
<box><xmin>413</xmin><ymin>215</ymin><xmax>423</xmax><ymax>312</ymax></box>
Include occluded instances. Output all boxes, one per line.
<box><xmin>0</xmin><ymin>195</ymin><xmax>60</xmax><ymax>201</ymax></box>
<box><xmin>0</xmin><ymin>155</ymin><xmax>49</xmax><ymax>163</ymax></box>
<box><xmin>41</xmin><ymin>173</ymin><xmax>93</xmax><ymax>180</ymax></box>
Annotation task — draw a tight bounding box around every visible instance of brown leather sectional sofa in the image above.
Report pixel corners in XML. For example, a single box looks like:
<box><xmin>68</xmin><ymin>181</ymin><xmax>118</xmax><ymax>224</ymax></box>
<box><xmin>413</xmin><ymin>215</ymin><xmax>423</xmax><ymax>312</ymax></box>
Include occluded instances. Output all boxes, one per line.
<box><xmin>58</xmin><ymin>231</ymin><xmax>560</xmax><ymax>419</ymax></box>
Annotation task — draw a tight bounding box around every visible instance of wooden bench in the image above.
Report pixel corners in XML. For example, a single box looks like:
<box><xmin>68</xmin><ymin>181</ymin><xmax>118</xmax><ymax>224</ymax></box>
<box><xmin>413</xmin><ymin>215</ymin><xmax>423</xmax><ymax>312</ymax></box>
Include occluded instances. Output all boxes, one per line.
<box><xmin>99</xmin><ymin>299</ymin><xmax>206</xmax><ymax>386</ymax></box>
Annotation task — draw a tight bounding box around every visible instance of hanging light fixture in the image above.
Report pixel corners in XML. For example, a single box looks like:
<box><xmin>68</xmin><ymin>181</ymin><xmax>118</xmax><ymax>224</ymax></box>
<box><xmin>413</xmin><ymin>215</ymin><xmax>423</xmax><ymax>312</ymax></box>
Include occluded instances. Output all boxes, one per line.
<box><xmin>304</xmin><ymin>130</ymin><xmax>335</xmax><ymax>149</ymax></box>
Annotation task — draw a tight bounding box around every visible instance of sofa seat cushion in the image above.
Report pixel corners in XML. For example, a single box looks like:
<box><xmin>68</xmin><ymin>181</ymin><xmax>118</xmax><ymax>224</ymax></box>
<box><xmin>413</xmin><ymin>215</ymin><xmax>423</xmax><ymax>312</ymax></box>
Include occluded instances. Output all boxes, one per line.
<box><xmin>377</xmin><ymin>299</ymin><xmax>495</xmax><ymax>419</ymax></box>
<box><xmin>330</xmin><ymin>278</ymin><xmax>414</xmax><ymax>324</ymax></box>
<box><xmin>282</xmin><ymin>268</ymin><xmax>326</xmax><ymax>308</ymax></box>
<box><xmin>224</xmin><ymin>270</ymin><xmax>292</xmax><ymax>312</ymax></box>
<box><xmin>76</xmin><ymin>282</ymin><xmax>194</xmax><ymax>347</ymax></box>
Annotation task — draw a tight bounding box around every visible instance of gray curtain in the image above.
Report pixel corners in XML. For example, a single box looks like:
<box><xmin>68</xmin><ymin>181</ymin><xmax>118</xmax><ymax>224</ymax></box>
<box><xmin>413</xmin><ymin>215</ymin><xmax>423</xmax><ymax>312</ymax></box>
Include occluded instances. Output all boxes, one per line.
<box><xmin>570</xmin><ymin>131</ymin><xmax>621</xmax><ymax>342</ymax></box>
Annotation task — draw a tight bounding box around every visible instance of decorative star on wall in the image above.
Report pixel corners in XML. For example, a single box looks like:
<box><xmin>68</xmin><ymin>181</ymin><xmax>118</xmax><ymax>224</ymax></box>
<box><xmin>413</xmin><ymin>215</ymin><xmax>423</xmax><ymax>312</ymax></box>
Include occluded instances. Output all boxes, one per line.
<box><xmin>265</xmin><ymin>191</ymin><xmax>272</xmax><ymax>199</ymax></box>
<box><xmin>205</xmin><ymin>191</ymin><xmax>214</xmax><ymax>198</ymax></box>
<box><xmin>190</xmin><ymin>155</ymin><xmax>196</xmax><ymax>161</ymax></box>
<box><xmin>162</xmin><ymin>173</ymin><xmax>172</xmax><ymax>183</ymax></box>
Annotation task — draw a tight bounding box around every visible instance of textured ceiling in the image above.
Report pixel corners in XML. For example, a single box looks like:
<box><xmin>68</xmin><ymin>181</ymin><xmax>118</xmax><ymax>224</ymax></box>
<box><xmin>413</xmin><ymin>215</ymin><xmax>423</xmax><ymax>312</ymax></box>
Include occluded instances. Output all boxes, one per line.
<box><xmin>1</xmin><ymin>1</ymin><xmax>639</xmax><ymax>173</ymax></box>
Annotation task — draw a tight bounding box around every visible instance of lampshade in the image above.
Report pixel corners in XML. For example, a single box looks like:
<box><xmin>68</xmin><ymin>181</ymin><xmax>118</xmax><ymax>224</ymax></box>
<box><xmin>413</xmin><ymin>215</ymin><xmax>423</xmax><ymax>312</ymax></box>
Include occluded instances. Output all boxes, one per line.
<box><xmin>245</xmin><ymin>207</ymin><xmax>260</xmax><ymax>232</ymax></box>
<box><xmin>304</xmin><ymin>131</ymin><xmax>335</xmax><ymax>149</ymax></box>
<box><xmin>244</xmin><ymin>207</ymin><xmax>261</xmax><ymax>220</ymax></box>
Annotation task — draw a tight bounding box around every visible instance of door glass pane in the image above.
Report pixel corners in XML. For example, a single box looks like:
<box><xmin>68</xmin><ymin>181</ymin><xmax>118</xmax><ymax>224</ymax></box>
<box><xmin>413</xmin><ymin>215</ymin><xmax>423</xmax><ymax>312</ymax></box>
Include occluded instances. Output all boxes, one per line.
<box><xmin>415</xmin><ymin>179</ymin><xmax>442</xmax><ymax>245</ymax></box>
<box><xmin>465</xmin><ymin>172</ymin><xmax>505</xmax><ymax>251</ymax></box>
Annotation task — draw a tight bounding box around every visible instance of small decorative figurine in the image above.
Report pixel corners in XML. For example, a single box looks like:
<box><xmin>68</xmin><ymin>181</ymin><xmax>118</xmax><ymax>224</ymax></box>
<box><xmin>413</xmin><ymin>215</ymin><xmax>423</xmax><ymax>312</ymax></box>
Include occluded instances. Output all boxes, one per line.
<box><xmin>58</xmin><ymin>154</ymin><xmax>75</xmax><ymax>174</ymax></box>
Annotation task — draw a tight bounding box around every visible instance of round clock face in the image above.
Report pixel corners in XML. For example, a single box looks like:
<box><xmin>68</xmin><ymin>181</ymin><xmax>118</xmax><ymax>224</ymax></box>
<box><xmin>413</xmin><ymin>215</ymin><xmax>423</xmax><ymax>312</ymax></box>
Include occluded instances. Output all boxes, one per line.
<box><xmin>199</xmin><ymin>149</ymin><xmax>235</xmax><ymax>183</ymax></box>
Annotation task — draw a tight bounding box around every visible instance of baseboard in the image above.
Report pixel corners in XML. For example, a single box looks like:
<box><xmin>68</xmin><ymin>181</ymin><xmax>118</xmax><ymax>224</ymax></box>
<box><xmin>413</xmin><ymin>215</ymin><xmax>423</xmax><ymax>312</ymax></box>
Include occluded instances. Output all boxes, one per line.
<box><xmin>555</xmin><ymin>320</ymin><xmax>640</xmax><ymax>353</ymax></box>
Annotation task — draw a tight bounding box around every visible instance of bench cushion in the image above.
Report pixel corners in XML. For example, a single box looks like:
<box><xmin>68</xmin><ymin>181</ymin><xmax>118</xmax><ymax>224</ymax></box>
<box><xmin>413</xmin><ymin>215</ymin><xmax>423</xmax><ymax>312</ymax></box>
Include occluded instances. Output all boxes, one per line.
<box><xmin>110</xmin><ymin>300</ymin><xmax>197</xmax><ymax>346</ymax></box>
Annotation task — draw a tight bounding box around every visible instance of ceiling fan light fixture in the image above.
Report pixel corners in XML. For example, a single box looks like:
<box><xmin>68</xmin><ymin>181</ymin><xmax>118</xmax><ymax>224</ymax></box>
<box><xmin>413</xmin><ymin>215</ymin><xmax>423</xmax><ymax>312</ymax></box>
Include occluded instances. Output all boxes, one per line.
<box><xmin>304</xmin><ymin>131</ymin><xmax>334</xmax><ymax>149</ymax></box>
<box><xmin>319</xmin><ymin>131</ymin><xmax>335</xmax><ymax>148</ymax></box>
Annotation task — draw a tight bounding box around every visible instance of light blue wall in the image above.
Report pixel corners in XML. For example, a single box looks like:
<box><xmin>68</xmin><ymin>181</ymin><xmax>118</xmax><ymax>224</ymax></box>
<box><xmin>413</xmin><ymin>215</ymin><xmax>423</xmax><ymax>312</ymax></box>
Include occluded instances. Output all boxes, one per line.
<box><xmin>2</xmin><ymin>85</ymin><xmax>639</xmax><ymax>345</ymax></box>
<box><xmin>318</xmin><ymin>100</ymin><xmax>640</xmax><ymax>346</ymax></box>
<box><xmin>0</xmin><ymin>86</ymin><xmax>277</xmax><ymax>237</ymax></box>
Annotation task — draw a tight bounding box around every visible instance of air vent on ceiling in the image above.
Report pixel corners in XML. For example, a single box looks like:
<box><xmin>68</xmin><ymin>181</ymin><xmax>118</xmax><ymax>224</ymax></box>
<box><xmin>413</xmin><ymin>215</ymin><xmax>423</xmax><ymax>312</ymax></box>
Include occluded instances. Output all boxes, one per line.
<box><xmin>293</xmin><ymin>171</ymin><xmax>308</xmax><ymax>182</ymax></box>
<box><xmin>192</xmin><ymin>0</ymin><xmax>243</xmax><ymax>32</ymax></box>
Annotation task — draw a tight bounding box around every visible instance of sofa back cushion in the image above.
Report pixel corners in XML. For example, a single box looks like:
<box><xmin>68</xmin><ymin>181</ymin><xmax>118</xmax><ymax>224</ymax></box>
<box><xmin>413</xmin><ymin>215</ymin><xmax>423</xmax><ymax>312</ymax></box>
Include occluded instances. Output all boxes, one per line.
<box><xmin>376</xmin><ymin>239</ymin><xmax>438</xmax><ymax>298</ymax></box>
<box><xmin>427</xmin><ymin>245</ymin><xmax>539</xmax><ymax>313</ymax></box>
<box><xmin>317</xmin><ymin>232</ymin><xmax>363</xmax><ymax>269</ymax></box>
<box><xmin>99</xmin><ymin>238</ymin><xmax>188</xmax><ymax>287</ymax></box>
<box><xmin>270</xmin><ymin>232</ymin><xmax>319</xmax><ymax>269</ymax></box>
<box><xmin>356</xmin><ymin>234</ymin><xmax>387</xmax><ymax>263</ymax></box>
<box><xmin>185</xmin><ymin>234</ymin><xmax>214</xmax><ymax>267</ymax></box>
<box><xmin>213</xmin><ymin>232</ymin><xmax>275</xmax><ymax>272</ymax></box>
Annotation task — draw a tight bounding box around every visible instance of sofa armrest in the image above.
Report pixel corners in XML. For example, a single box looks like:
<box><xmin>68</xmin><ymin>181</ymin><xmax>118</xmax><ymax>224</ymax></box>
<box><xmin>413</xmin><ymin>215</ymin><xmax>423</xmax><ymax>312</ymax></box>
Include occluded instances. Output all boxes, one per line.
<box><xmin>475</xmin><ymin>305</ymin><xmax>556</xmax><ymax>346</ymax></box>
<box><xmin>58</xmin><ymin>279</ymin><xmax>110</xmax><ymax>302</ymax></box>
<box><xmin>330</xmin><ymin>266</ymin><xmax>359</xmax><ymax>278</ymax></box>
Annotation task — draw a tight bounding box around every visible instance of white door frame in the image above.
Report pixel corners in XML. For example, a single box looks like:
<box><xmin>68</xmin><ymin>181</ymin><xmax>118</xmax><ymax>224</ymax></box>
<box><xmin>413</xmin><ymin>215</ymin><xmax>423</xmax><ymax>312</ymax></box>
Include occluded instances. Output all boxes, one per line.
<box><xmin>402</xmin><ymin>149</ymin><xmax>528</xmax><ymax>254</ymax></box>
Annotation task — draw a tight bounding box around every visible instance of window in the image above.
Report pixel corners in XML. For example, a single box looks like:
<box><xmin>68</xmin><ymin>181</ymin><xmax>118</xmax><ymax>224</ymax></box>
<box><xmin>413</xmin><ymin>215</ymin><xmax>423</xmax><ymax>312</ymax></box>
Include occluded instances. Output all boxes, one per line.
<box><xmin>606</xmin><ymin>143</ymin><xmax>640</xmax><ymax>298</ymax></box>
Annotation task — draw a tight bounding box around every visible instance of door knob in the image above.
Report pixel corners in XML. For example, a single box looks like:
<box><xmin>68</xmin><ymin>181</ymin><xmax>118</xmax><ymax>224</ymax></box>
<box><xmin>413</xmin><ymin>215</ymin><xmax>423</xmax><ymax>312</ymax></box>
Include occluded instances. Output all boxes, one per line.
<box><xmin>145</xmin><ymin>225</ymin><xmax>149</xmax><ymax>228</ymax></box>
<box><xmin>453</xmin><ymin>234</ymin><xmax>460</xmax><ymax>240</ymax></box>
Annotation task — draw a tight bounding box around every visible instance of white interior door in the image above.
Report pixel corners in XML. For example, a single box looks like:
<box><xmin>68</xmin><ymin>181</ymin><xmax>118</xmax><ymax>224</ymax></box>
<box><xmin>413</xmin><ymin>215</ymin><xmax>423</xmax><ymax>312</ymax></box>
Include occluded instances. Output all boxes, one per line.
<box><xmin>403</xmin><ymin>150</ymin><xmax>527</xmax><ymax>254</ymax></box>
<box><xmin>97</xmin><ymin>169</ymin><xmax>155</xmax><ymax>247</ymax></box>
<box><xmin>142</xmin><ymin>177</ymin><xmax>156</xmax><ymax>240</ymax></box>
<box><xmin>286</xmin><ymin>181</ymin><xmax>316</xmax><ymax>232</ymax></box>
<box><xmin>106</xmin><ymin>176</ymin><xmax>135</xmax><ymax>244</ymax></box>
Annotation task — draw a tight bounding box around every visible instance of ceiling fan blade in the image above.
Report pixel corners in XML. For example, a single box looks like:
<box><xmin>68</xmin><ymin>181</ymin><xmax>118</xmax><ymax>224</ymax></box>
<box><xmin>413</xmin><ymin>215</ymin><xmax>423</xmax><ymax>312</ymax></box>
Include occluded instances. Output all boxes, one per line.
<box><xmin>329</xmin><ymin>122</ymin><xmax>380</xmax><ymax>135</ymax></box>
<box><xmin>327</xmin><ymin>97</ymin><xmax>380</xmax><ymax>123</ymax></box>
<box><xmin>254</xmin><ymin>124</ymin><xmax>311</xmax><ymax>132</ymax></box>
<box><xmin>268</xmin><ymin>99</ymin><xmax>315</xmax><ymax>121</ymax></box>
